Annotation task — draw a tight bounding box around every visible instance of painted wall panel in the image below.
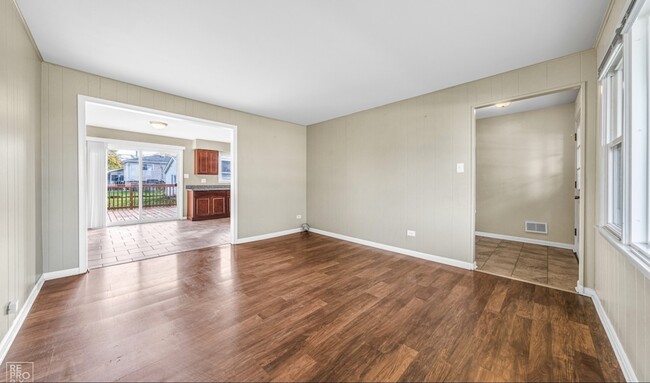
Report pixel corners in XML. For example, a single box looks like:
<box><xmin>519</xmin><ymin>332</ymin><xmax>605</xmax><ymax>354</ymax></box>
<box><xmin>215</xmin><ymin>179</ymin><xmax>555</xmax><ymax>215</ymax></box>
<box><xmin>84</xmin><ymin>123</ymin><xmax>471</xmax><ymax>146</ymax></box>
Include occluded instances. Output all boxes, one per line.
<box><xmin>592</xmin><ymin>2</ymin><xmax>650</xmax><ymax>380</ymax></box>
<box><xmin>476</xmin><ymin>104</ymin><xmax>576</xmax><ymax>244</ymax></box>
<box><xmin>0</xmin><ymin>0</ymin><xmax>42</xmax><ymax>346</ymax></box>
<box><xmin>41</xmin><ymin>63</ymin><xmax>306</xmax><ymax>272</ymax></box>
<box><xmin>308</xmin><ymin>50</ymin><xmax>596</xmax><ymax>278</ymax></box>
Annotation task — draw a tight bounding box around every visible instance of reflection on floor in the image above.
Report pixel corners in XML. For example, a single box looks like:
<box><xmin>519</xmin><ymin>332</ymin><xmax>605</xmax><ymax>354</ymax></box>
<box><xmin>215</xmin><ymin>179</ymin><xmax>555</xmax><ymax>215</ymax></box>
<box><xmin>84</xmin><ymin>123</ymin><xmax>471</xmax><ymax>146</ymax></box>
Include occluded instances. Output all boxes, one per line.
<box><xmin>475</xmin><ymin>236</ymin><xmax>578</xmax><ymax>292</ymax></box>
<box><xmin>87</xmin><ymin>218</ymin><xmax>230</xmax><ymax>268</ymax></box>
<box><xmin>2</xmin><ymin>233</ymin><xmax>623</xmax><ymax>381</ymax></box>
<box><xmin>107</xmin><ymin>206</ymin><xmax>177</xmax><ymax>224</ymax></box>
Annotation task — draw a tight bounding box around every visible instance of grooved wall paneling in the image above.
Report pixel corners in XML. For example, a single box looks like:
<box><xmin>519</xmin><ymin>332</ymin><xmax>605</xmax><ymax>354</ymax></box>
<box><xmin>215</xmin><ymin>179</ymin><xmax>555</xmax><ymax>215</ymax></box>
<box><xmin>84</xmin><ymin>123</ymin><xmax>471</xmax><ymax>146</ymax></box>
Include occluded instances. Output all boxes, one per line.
<box><xmin>41</xmin><ymin>63</ymin><xmax>306</xmax><ymax>272</ymax></box>
<box><xmin>0</xmin><ymin>0</ymin><xmax>42</xmax><ymax>345</ymax></box>
<box><xmin>308</xmin><ymin>50</ymin><xmax>597</xmax><ymax>286</ymax></box>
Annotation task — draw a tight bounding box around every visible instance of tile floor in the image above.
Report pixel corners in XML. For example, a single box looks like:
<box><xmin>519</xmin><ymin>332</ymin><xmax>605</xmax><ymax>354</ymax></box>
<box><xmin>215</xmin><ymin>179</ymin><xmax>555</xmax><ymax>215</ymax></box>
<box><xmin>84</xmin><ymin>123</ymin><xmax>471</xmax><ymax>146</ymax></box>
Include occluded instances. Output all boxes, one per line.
<box><xmin>87</xmin><ymin>218</ymin><xmax>231</xmax><ymax>268</ymax></box>
<box><xmin>107</xmin><ymin>206</ymin><xmax>177</xmax><ymax>224</ymax></box>
<box><xmin>475</xmin><ymin>236</ymin><xmax>579</xmax><ymax>292</ymax></box>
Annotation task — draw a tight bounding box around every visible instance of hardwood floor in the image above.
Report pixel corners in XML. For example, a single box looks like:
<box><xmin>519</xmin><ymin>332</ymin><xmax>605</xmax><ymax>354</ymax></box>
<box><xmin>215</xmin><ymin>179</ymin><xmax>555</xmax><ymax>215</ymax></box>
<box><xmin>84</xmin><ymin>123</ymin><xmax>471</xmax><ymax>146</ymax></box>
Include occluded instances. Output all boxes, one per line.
<box><xmin>2</xmin><ymin>233</ymin><xmax>623</xmax><ymax>382</ymax></box>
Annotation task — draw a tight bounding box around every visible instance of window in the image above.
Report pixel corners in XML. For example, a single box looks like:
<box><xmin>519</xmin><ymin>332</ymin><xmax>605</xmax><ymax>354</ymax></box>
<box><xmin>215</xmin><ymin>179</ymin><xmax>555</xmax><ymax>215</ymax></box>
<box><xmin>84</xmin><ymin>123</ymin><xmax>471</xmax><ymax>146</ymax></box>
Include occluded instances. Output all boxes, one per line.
<box><xmin>628</xmin><ymin>1</ymin><xmax>650</xmax><ymax>256</ymax></box>
<box><xmin>599</xmin><ymin>0</ymin><xmax>650</xmax><ymax>265</ymax></box>
<box><xmin>219</xmin><ymin>155</ymin><xmax>231</xmax><ymax>182</ymax></box>
<box><xmin>602</xmin><ymin>54</ymin><xmax>624</xmax><ymax>235</ymax></box>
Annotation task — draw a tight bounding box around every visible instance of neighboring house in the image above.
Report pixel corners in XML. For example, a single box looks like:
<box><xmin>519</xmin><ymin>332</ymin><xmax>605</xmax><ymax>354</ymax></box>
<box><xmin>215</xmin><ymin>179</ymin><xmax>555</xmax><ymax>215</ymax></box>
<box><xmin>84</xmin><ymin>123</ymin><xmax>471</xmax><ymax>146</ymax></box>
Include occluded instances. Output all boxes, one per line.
<box><xmin>107</xmin><ymin>154</ymin><xmax>177</xmax><ymax>185</ymax></box>
<box><xmin>107</xmin><ymin>168</ymin><xmax>124</xmax><ymax>184</ymax></box>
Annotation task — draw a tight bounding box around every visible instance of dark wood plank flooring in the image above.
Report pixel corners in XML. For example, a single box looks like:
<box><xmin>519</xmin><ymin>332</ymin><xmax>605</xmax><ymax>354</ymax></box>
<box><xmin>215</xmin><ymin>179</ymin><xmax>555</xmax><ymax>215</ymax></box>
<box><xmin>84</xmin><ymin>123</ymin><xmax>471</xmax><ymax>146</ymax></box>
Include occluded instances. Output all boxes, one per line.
<box><xmin>1</xmin><ymin>232</ymin><xmax>623</xmax><ymax>382</ymax></box>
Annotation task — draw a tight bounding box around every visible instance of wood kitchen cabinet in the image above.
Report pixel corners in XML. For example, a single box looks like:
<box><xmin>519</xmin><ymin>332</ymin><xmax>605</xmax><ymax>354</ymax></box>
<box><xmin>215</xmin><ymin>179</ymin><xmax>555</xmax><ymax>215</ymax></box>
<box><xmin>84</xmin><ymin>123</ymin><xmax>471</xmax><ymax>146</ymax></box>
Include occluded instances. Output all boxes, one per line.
<box><xmin>187</xmin><ymin>189</ymin><xmax>230</xmax><ymax>221</ymax></box>
<box><xmin>194</xmin><ymin>149</ymin><xmax>219</xmax><ymax>175</ymax></box>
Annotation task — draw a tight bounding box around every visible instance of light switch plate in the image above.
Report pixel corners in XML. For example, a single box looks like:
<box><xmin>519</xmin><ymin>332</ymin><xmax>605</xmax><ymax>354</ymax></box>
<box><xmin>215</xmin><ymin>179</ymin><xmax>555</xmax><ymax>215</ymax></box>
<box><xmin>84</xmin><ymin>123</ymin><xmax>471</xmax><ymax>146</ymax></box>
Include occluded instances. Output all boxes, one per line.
<box><xmin>456</xmin><ymin>163</ymin><xmax>465</xmax><ymax>173</ymax></box>
<box><xmin>201</xmin><ymin>179</ymin><xmax>207</xmax><ymax>183</ymax></box>
<box><xmin>183</xmin><ymin>174</ymin><xmax>189</xmax><ymax>179</ymax></box>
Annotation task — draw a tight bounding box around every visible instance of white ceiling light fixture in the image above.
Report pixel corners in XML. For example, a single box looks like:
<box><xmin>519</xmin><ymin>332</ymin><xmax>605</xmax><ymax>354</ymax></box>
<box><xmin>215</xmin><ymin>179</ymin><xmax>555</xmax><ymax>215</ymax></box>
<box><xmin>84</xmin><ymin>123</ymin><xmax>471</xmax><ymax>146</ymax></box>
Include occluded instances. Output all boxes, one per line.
<box><xmin>494</xmin><ymin>102</ymin><xmax>511</xmax><ymax>108</ymax></box>
<box><xmin>149</xmin><ymin>120</ymin><xmax>168</xmax><ymax>130</ymax></box>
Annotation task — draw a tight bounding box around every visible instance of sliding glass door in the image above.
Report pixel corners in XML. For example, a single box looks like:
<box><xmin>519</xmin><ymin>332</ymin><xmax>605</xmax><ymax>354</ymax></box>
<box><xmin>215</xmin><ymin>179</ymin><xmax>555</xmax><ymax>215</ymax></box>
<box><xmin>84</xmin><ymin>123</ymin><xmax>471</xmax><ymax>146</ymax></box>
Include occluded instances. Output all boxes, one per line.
<box><xmin>106</xmin><ymin>144</ymin><xmax>181</xmax><ymax>225</ymax></box>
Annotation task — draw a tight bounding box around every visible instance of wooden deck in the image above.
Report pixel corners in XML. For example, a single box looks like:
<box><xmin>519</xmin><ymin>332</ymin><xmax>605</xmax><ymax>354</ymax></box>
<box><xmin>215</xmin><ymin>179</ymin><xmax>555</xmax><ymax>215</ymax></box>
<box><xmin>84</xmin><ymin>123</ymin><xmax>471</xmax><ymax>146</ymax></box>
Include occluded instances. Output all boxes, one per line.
<box><xmin>107</xmin><ymin>206</ymin><xmax>176</xmax><ymax>223</ymax></box>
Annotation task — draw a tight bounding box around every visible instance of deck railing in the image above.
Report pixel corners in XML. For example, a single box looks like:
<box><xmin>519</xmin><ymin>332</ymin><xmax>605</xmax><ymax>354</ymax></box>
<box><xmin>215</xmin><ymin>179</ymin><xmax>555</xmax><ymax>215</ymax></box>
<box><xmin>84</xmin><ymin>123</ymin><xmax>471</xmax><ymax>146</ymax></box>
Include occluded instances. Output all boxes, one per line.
<box><xmin>107</xmin><ymin>183</ymin><xmax>177</xmax><ymax>209</ymax></box>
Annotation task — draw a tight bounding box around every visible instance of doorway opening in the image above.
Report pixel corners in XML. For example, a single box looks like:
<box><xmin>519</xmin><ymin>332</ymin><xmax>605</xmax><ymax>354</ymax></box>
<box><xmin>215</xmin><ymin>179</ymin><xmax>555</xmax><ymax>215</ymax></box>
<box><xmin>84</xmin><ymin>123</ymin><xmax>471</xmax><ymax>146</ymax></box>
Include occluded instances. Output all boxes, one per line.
<box><xmin>471</xmin><ymin>85</ymin><xmax>584</xmax><ymax>292</ymax></box>
<box><xmin>79</xmin><ymin>96</ymin><xmax>237</xmax><ymax>270</ymax></box>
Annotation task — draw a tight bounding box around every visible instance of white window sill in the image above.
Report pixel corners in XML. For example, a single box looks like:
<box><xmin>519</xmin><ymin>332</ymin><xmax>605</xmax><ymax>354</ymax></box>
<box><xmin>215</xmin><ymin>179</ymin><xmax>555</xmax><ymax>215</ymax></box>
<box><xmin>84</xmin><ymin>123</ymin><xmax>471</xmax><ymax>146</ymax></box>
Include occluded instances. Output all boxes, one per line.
<box><xmin>597</xmin><ymin>225</ymin><xmax>650</xmax><ymax>280</ymax></box>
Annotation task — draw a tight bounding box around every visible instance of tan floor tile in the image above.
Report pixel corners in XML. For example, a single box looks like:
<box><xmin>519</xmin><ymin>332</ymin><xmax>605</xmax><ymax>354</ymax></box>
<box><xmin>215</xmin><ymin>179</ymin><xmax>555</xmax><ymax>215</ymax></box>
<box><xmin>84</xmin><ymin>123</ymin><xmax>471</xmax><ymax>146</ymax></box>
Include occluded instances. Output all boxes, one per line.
<box><xmin>87</xmin><ymin>218</ymin><xmax>231</xmax><ymax>268</ymax></box>
<box><xmin>475</xmin><ymin>236</ymin><xmax>577</xmax><ymax>292</ymax></box>
<box><xmin>512</xmin><ymin>266</ymin><xmax>547</xmax><ymax>284</ymax></box>
<box><xmin>521</xmin><ymin>243</ymin><xmax>547</xmax><ymax>255</ymax></box>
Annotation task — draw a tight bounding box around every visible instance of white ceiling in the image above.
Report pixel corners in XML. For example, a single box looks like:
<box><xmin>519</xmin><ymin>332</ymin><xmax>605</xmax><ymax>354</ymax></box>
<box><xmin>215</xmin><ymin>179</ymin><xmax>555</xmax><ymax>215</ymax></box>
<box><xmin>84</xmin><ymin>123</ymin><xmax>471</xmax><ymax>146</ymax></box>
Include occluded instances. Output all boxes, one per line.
<box><xmin>476</xmin><ymin>88</ymin><xmax>579</xmax><ymax>119</ymax></box>
<box><xmin>17</xmin><ymin>0</ymin><xmax>609</xmax><ymax>125</ymax></box>
<box><xmin>86</xmin><ymin>102</ymin><xmax>233</xmax><ymax>142</ymax></box>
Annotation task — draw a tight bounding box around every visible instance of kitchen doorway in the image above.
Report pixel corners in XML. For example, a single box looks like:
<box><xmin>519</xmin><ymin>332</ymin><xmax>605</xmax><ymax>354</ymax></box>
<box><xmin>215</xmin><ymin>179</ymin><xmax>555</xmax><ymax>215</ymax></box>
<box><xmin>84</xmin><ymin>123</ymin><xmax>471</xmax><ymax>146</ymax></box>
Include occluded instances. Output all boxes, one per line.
<box><xmin>79</xmin><ymin>96</ymin><xmax>237</xmax><ymax>270</ymax></box>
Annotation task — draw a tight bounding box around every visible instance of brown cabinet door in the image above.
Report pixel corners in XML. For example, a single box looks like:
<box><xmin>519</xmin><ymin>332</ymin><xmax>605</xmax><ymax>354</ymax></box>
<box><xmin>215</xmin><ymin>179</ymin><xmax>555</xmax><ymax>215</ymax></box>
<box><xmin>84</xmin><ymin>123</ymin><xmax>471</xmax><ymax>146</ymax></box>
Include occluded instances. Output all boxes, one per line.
<box><xmin>195</xmin><ymin>196</ymin><xmax>212</xmax><ymax>217</ymax></box>
<box><xmin>211</xmin><ymin>196</ymin><xmax>227</xmax><ymax>215</ymax></box>
<box><xmin>194</xmin><ymin>149</ymin><xmax>219</xmax><ymax>175</ymax></box>
<box><xmin>188</xmin><ymin>190</ymin><xmax>230</xmax><ymax>221</ymax></box>
<box><xmin>209</xmin><ymin>151</ymin><xmax>219</xmax><ymax>174</ymax></box>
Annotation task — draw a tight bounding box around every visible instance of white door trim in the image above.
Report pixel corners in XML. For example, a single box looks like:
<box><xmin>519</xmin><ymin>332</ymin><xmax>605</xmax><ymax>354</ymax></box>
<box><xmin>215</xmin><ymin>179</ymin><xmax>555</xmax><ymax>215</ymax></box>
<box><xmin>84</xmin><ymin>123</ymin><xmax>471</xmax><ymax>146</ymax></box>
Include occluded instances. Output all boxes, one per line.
<box><xmin>77</xmin><ymin>95</ymin><xmax>238</xmax><ymax>274</ymax></box>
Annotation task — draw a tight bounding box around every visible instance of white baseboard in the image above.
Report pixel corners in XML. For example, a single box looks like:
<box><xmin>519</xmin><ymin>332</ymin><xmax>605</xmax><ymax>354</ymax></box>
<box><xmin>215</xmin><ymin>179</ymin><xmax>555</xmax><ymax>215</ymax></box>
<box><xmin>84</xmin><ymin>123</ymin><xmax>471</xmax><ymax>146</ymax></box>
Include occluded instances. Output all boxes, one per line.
<box><xmin>582</xmin><ymin>287</ymin><xmax>637</xmax><ymax>382</ymax></box>
<box><xmin>310</xmin><ymin>228</ymin><xmax>475</xmax><ymax>270</ymax></box>
<box><xmin>234</xmin><ymin>228</ymin><xmax>303</xmax><ymax>244</ymax></box>
<box><xmin>475</xmin><ymin>231</ymin><xmax>574</xmax><ymax>250</ymax></box>
<box><xmin>0</xmin><ymin>275</ymin><xmax>44</xmax><ymax>363</ymax></box>
<box><xmin>42</xmin><ymin>268</ymin><xmax>83</xmax><ymax>281</ymax></box>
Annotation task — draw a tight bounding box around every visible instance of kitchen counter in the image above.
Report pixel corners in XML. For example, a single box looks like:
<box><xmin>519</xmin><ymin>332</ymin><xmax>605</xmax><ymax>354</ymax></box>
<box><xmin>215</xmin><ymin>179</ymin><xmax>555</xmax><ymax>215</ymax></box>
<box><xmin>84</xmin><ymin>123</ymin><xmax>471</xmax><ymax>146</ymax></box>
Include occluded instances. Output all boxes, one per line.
<box><xmin>185</xmin><ymin>185</ymin><xmax>230</xmax><ymax>191</ymax></box>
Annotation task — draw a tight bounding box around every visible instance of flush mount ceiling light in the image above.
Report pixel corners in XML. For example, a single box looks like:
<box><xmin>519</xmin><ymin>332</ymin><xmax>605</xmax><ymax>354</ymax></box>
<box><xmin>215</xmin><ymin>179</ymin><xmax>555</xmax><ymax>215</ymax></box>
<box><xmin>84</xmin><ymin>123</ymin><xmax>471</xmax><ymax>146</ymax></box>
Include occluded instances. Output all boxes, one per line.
<box><xmin>494</xmin><ymin>102</ymin><xmax>511</xmax><ymax>108</ymax></box>
<box><xmin>149</xmin><ymin>121</ymin><xmax>168</xmax><ymax>130</ymax></box>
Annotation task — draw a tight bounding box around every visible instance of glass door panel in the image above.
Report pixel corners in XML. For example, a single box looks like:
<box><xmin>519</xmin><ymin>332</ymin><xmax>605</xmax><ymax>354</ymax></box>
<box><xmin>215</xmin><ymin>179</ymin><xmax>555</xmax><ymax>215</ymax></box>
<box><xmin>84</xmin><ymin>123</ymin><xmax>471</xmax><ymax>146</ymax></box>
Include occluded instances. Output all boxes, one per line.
<box><xmin>106</xmin><ymin>149</ymin><xmax>140</xmax><ymax>224</ymax></box>
<box><xmin>140</xmin><ymin>150</ymin><xmax>178</xmax><ymax>221</ymax></box>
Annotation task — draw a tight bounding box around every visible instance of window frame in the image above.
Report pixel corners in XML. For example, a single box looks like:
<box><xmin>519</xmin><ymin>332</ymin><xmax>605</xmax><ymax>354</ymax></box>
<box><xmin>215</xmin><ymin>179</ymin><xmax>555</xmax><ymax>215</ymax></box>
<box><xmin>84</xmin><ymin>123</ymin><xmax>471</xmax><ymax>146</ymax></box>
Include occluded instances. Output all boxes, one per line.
<box><xmin>628</xmin><ymin>5</ymin><xmax>650</xmax><ymax>259</ymax></box>
<box><xmin>218</xmin><ymin>154</ymin><xmax>231</xmax><ymax>183</ymax></box>
<box><xmin>599</xmin><ymin>0</ymin><xmax>650</xmax><ymax>271</ymax></box>
<box><xmin>601</xmin><ymin>54</ymin><xmax>625</xmax><ymax>238</ymax></box>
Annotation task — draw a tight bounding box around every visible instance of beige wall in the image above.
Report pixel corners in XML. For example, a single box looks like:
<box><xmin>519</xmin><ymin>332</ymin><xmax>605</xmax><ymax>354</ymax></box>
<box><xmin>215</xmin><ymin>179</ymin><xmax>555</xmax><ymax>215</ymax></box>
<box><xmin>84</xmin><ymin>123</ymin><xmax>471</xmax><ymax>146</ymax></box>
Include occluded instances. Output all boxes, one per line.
<box><xmin>42</xmin><ymin>63</ymin><xmax>307</xmax><ymax>273</ymax></box>
<box><xmin>594</xmin><ymin>234</ymin><xmax>650</xmax><ymax>380</ymax></box>
<box><xmin>0</xmin><ymin>0</ymin><xmax>42</xmax><ymax>345</ymax></box>
<box><xmin>308</xmin><ymin>49</ymin><xmax>597</xmax><ymax>283</ymax></box>
<box><xmin>594</xmin><ymin>1</ymin><xmax>650</xmax><ymax>380</ymax></box>
<box><xmin>86</xmin><ymin>126</ymin><xmax>230</xmax><ymax>216</ymax></box>
<box><xmin>476</xmin><ymin>104</ymin><xmax>575</xmax><ymax>244</ymax></box>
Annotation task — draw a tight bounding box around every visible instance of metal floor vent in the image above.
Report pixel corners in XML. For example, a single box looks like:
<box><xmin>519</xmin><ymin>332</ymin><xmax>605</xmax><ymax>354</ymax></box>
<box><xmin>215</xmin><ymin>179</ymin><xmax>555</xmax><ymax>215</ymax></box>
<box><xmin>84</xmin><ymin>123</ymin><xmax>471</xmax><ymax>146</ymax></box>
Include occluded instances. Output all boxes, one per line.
<box><xmin>525</xmin><ymin>221</ymin><xmax>548</xmax><ymax>234</ymax></box>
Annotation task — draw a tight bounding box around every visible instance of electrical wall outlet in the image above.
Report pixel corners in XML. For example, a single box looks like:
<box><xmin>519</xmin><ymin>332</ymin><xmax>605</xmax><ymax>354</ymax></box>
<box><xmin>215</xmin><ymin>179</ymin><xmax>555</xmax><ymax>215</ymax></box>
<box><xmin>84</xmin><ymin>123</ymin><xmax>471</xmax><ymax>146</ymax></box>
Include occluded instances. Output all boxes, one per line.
<box><xmin>6</xmin><ymin>300</ymin><xmax>18</xmax><ymax>315</ymax></box>
<box><xmin>183</xmin><ymin>174</ymin><xmax>189</xmax><ymax>179</ymax></box>
<box><xmin>407</xmin><ymin>230</ymin><xmax>416</xmax><ymax>237</ymax></box>
<box><xmin>296</xmin><ymin>215</ymin><xmax>302</xmax><ymax>219</ymax></box>
<box><xmin>456</xmin><ymin>163</ymin><xmax>465</xmax><ymax>173</ymax></box>
<box><xmin>201</xmin><ymin>178</ymin><xmax>207</xmax><ymax>183</ymax></box>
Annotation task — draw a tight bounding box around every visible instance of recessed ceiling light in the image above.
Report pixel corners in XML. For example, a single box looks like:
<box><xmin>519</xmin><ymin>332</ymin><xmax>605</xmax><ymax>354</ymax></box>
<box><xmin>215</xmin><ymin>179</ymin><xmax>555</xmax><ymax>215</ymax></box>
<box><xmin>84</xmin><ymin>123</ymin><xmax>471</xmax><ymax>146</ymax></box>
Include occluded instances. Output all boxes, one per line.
<box><xmin>149</xmin><ymin>121</ymin><xmax>168</xmax><ymax>130</ymax></box>
<box><xmin>494</xmin><ymin>102</ymin><xmax>511</xmax><ymax>108</ymax></box>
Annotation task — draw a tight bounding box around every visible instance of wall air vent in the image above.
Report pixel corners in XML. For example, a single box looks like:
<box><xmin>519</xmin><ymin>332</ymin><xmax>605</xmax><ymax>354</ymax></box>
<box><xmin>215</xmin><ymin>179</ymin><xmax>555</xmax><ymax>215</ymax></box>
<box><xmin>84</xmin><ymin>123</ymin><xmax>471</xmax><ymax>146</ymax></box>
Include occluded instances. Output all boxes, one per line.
<box><xmin>525</xmin><ymin>221</ymin><xmax>548</xmax><ymax>234</ymax></box>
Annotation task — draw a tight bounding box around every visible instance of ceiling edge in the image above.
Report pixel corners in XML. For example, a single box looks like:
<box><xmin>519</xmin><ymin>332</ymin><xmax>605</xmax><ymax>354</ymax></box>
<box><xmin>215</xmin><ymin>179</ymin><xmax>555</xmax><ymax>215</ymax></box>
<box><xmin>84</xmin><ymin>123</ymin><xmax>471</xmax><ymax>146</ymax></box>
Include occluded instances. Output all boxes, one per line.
<box><xmin>594</xmin><ymin>0</ymin><xmax>616</xmax><ymax>49</ymax></box>
<box><xmin>10</xmin><ymin>0</ymin><xmax>43</xmax><ymax>61</ymax></box>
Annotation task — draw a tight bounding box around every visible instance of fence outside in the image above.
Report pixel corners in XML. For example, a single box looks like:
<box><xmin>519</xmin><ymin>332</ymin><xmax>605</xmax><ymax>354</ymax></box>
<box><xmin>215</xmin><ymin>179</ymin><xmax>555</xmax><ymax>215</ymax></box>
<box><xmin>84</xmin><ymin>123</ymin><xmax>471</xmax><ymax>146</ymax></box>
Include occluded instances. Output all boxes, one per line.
<box><xmin>107</xmin><ymin>183</ymin><xmax>177</xmax><ymax>209</ymax></box>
